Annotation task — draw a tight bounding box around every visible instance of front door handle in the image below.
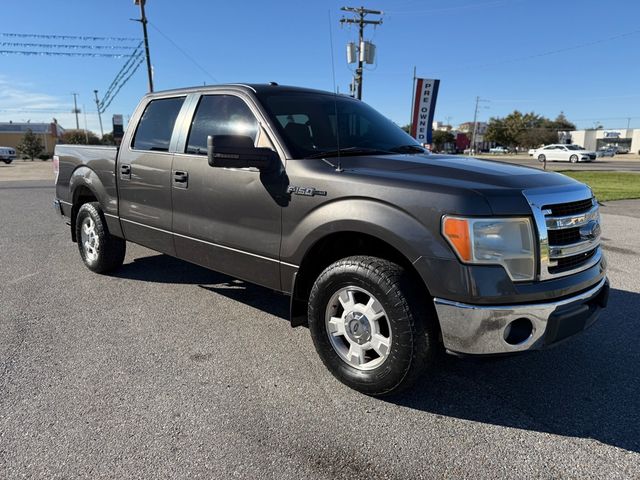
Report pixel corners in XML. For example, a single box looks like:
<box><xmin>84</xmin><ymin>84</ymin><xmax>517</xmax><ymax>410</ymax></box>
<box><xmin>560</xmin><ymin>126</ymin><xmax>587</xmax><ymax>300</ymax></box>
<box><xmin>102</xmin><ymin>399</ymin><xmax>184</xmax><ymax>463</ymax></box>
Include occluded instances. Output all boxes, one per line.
<box><xmin>120</xmin><ymin>164</ymin><xmax>131</xmax><ymax>179</ymax></box>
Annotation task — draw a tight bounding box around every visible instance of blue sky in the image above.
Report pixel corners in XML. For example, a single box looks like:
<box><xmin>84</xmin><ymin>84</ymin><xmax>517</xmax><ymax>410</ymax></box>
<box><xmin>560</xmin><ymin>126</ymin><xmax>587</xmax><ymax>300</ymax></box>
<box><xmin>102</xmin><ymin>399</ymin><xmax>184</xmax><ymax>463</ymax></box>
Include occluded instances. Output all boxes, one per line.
<box><xmin>1</xmin><ymin>0</ymin><xmax>639</xmax><ymax>133</ymax></box>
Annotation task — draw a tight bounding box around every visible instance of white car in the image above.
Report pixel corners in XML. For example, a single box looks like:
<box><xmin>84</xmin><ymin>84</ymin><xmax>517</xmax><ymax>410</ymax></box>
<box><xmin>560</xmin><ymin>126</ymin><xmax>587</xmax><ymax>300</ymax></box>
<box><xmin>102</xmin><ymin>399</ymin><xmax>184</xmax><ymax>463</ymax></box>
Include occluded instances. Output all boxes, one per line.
<box><xmin>0</xmin><ymin>146</ymin><xmax>16</xmax><ymax>164</ymax></box>
<box><xmin>534</xmin><ymin>144</ymin><xmax>597</xmax><ymax>163</ymax></box>
<box><xmin>489</xmin><ymin>146</ymin><xmax>510</xmax><ymax>154</ymax></box>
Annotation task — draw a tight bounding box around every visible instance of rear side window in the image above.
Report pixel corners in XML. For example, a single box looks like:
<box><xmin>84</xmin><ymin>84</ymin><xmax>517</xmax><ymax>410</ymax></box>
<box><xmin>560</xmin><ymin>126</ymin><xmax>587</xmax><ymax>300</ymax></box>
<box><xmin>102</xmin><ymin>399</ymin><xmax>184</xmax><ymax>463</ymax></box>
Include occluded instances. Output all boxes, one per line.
<box><xmin>186</xmin><ymin>95</ymin><xmax>258</xmax><ymax>155</ymax></box>
<box><xmin>132</xmin><ymin>97</ymin><xmax>185</xmax><ymax>151</ymax></box>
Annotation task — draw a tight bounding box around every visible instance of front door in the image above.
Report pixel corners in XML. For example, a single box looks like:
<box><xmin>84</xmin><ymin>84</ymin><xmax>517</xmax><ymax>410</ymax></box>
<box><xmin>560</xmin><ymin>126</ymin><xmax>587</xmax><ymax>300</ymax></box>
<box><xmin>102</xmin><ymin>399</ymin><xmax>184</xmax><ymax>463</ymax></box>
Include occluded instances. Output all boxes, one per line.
<box><xmin>170</xmin><ymin>94</ymin><xmax>284</xmax><ymax>290</ymax></box>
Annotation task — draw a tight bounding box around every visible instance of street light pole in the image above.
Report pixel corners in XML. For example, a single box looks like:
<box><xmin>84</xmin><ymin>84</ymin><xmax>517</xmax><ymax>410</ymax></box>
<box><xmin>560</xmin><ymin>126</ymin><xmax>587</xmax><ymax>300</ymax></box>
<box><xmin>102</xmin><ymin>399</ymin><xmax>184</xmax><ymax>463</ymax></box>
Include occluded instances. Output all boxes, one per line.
<box><xmin>94</xmin><ymin>90</ymin><xmax>104</xmax><ymax>138</ymax></box>
<box><xmin>135</xmin><ymin>0</ymin><xmax>154</xmax><ymax>92</ymax></box>
<box><xmin>71</xmin><ymin>93</ymin><xmax>80</xmax><ymax>130</ymax></box>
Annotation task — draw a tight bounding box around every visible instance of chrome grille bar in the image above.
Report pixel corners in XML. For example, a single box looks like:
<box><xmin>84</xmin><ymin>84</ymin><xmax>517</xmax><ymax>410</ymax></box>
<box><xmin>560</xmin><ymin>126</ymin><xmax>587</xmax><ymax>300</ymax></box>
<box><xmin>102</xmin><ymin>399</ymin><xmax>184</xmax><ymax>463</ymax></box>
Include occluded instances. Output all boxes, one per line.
<box><xmin>523</xmin><ymin>186</ymin><xmax>602</xmax><ymax>281</ymax></box>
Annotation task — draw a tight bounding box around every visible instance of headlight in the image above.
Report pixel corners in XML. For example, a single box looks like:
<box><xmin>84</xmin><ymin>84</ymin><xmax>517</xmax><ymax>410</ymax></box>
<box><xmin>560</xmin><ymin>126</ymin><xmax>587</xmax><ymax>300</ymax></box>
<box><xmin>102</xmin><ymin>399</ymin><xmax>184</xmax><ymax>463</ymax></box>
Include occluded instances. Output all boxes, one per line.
<box><xmin>442</xmin><ymin>216</ymin><xmax>536</xmax><ymax>281</ymax></box>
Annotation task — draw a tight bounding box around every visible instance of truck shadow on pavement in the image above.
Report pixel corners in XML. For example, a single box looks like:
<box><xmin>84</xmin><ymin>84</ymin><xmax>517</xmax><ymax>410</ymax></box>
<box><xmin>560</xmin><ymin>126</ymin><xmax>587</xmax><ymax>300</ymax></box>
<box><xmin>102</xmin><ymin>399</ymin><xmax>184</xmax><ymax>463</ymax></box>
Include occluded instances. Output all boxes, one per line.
<box><xmin>388</xmin><ymin>287</ymin><xmax>640</xmax><ymax>454</ymax></box>
<box><xmin>111</xmin><ymin>255</ymin><xmax>639</xmax><ymax>453</ymax></box>
<box><xmin>110</xmin><ymin>253</ymin><xmax>290</xmax><ymax>320</ymax></box>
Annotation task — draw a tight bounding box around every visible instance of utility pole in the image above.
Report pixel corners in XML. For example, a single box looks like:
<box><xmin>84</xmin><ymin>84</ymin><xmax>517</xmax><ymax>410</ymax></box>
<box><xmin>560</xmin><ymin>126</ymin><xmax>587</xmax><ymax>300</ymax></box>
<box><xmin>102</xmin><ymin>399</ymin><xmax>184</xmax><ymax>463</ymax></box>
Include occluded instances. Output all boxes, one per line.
<box><xmin>94</xmin><ymin>90</ymin><xmax>104</xmax><ymax>138</ymax></box>
<box><xmin>340</xmin><ymin>6</ymin><xmax>383</xmax><ymax>100</ymax></box>
<box><xmin>71</xmin><ymin>93</ymin><xmax>80</xmax><ymax>130</ymax></box>
<box><xmin>470</xmin><ymin>96</ymin><xmax>489</xmax><ymax>153</ymax></box>
<box><xmin>82</xmin><ymin>105</ymin><xmax>89</xmax><ymax>143</ymax></box>
<box><xmin>134</xmin><ymin>0</ymin><xmax>154</xmax><ymax>92</ymax></box>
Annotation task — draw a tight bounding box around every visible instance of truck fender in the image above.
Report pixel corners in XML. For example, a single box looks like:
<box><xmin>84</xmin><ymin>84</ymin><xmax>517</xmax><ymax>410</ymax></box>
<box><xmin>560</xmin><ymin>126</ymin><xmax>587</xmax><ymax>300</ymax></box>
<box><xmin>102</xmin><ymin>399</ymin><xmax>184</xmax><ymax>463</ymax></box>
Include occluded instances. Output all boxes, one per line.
<box><xmin>69</xmin><ymin>166</ymin><xmax>122</xmax><ymax>240</ymax></box>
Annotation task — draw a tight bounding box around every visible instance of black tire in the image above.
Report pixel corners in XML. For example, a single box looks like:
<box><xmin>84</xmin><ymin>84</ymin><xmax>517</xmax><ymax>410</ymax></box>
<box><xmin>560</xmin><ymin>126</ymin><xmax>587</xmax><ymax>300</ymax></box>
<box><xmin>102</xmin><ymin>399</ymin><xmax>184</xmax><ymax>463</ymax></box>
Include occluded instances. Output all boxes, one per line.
<box><xmin>570</xmin><ymin>154</ymin><xmax>578</xmax><ymax>163</ymax></box>
<box><xmin>308</xmin><ymin>256</ymin><xmax>438</xmax><ymax>396</ymax></box>
<box><xmin>537</xmin><ymin>154</ymin><xmax>546</xmax><ymax>163</ymax></box>
<box><xmin>2</xmin><ymin>159</ymin><xmax>11</xmax><ymax>164</ymax></box>
<box><xmin>75</xmin><ymin>202</ymin><xmax>126</xmax><ymax>273</ymax></box>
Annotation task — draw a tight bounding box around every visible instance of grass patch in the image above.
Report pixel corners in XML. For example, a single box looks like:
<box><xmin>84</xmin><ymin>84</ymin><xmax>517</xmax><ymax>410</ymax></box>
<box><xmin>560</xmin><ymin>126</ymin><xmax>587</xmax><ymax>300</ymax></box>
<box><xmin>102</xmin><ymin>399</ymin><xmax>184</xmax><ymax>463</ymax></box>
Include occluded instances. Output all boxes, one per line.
<box><xmin>559</xmin><ymin>171</ymin><xmax>640</xmax><ymax>202</ymax></box>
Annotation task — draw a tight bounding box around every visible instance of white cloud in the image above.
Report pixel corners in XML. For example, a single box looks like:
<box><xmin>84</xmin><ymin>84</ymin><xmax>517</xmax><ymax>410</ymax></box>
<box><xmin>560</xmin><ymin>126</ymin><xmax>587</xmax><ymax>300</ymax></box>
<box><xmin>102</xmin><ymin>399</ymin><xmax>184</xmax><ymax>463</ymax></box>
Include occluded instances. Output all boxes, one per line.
<box><xmin>0</xmin><ymin>75</ymin><xmax>103</xmax><ymax>134</ymax></box>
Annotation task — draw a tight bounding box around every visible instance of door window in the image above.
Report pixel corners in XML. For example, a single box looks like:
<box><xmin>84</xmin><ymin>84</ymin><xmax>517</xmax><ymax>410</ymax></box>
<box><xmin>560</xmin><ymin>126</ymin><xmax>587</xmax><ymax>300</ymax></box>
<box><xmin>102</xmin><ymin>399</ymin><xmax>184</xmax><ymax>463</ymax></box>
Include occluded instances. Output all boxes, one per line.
<box><xmin>132</xmin><ymin>97</ymin><xmax>185</xmax><ymax>151</ymax></box>
<box><xmin>186</xmin><ymin>95</ymin><xmax>259</xmax><ymax>155</ymax></box>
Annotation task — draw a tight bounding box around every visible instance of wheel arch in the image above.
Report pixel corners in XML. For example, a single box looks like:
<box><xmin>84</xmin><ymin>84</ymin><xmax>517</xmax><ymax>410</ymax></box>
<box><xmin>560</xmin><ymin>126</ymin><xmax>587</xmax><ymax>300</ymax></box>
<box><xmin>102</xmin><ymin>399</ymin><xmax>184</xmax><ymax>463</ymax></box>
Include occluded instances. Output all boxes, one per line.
<box><xmin>69</xmin><ymin>166</ymin><xmax>116</xmax><ymax>242</ymax></box>
<box><xmin>289</xmin><ymin>230</ymin><xmax>435</xmax><ymax>327</ymax></box>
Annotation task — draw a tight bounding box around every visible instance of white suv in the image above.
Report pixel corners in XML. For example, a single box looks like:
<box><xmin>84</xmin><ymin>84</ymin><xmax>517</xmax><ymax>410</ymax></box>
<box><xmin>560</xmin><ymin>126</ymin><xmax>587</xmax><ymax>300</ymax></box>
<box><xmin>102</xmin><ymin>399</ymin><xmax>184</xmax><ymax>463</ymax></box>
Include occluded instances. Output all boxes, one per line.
<box><xmin>0</xmin><ymin>147</ymin><xmax>17</xmax><ymax>164</ymax></box>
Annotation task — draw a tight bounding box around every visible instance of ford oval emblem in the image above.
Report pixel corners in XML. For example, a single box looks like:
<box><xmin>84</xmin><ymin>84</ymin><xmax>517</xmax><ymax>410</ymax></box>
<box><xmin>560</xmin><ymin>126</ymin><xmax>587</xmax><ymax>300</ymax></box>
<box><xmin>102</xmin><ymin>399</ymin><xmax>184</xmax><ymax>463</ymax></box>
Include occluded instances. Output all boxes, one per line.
<box><xmin>579</xmin><ymin>220</ymin><xmax>600</xmax><ymax>240</ymax></box>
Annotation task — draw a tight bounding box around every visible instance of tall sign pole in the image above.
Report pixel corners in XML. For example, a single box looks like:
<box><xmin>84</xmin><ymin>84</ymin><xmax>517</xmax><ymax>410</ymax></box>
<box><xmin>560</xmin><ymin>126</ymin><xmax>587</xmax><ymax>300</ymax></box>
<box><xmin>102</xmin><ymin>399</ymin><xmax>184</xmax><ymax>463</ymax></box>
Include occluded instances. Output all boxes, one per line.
<box><xmin>135</xmin><ymin>0</ymin><xmax>154</xmax><ymax>92</ymax></box>
<box><xmin>340</xmin><ymin>6</ymin><xmax>382</xmax><ymax>100</ymax></box>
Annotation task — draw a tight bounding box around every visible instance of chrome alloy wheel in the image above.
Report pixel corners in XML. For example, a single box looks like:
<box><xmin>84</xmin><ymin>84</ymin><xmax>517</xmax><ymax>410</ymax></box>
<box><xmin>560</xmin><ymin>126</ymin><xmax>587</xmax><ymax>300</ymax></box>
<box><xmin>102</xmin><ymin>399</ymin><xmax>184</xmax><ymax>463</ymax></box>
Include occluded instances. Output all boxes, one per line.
<box><xmin>325</xmin><ymin>286</ymin><xmax>392</xmax><ymax>370</ymax></box>
<box><xmin>80</xmin><ymin>216</ymin><xmax>99</xmax><ymax>262</ymax></box>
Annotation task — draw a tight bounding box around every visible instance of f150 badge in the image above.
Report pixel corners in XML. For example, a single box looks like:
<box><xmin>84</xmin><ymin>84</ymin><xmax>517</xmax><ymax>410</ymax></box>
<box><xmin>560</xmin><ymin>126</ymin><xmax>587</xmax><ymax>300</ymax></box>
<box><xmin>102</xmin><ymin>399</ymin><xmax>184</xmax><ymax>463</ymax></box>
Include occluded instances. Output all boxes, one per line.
<box><xmin>287</xmin><ymin>186</ymin><xmax>327</xmax><ymax>197</ymax></box>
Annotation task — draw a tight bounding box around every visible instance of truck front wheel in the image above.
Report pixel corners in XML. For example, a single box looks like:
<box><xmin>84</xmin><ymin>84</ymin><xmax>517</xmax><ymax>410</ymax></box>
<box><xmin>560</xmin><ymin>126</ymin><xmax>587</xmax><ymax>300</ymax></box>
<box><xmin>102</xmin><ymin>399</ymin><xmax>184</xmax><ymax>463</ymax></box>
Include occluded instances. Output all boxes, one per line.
<box><xmin>308</xmin><ymin>256</ymin><xmax>437</xmax><ymax>396</ymax></box>
<box><xmin>76</xmin><ymin>202</ymin><xmax>126</xmax><ymax>273</ymax></box>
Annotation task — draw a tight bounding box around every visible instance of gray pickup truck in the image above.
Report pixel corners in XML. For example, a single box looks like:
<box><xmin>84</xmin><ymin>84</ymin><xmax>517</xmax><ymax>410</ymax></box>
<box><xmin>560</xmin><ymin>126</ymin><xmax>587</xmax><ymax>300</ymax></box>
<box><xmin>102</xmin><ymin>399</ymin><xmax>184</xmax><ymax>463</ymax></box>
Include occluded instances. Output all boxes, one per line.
<box><xmin>53</xmin><ymin>84</ymin><xmax>608</xmax><ymax>395</ymax></box>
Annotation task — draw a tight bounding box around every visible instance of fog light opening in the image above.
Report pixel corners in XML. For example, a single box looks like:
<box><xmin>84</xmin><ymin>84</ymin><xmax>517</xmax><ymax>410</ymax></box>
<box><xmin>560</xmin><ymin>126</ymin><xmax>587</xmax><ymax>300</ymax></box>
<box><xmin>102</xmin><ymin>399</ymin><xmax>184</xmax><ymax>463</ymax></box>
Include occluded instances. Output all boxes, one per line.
<box><xmin>504</xmin><ymin>318</ymin><xmax>534</xmax><ymax>345</ymax></box>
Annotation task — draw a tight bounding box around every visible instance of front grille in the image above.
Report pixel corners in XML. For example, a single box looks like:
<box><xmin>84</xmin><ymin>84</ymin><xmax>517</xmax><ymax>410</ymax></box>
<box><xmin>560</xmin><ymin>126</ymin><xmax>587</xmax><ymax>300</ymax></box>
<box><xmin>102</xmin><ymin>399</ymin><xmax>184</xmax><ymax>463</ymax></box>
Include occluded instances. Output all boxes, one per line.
<box><xmin>588</xmin><ymin>154</ymin><xmax>596</xmax><ymax>160</ymax></box>
<box><xmin>549</xmin><ymin>248</ymin><xmax>597</xmax><ymax>274</ymax></box>
<box><xmin>544</xmin><ymin>198</ymin><xmax>593</xmax><ymax>216</ymax></box>
<box><xmin>548</xmin><ymin>227</ymin><xmax>581</xmax><ymax>245</ymax></box>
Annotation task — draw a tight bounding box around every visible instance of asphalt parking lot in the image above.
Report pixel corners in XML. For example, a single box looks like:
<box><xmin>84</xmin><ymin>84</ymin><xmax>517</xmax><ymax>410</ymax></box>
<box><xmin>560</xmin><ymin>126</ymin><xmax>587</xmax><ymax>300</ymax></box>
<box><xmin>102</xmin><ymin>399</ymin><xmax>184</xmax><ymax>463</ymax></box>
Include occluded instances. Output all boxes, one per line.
<box><xmin>1</xmin><ymin>174</ymin><xmax>639</xmax><ymax>478</ymax></box>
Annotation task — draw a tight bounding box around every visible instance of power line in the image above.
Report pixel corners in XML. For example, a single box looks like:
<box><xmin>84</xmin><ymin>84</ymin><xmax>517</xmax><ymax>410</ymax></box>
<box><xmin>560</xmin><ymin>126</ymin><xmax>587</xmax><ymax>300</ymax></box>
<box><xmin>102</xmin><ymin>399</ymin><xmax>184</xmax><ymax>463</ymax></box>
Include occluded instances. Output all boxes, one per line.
<box><xmin>99</xmin><ymin>57</ymin><xmax>145</xmax><ymax>113</ymax></box>
<box><xmin>100</xmin><ymin>43</ymin><xmax>144</xmax><ymax>106</ymax></box>
<box><xmin>0</xmin><ymin>50</ymin><xmax>135</xmax><ymax>58</ymax></box>
<box><xmin>148</xmin><ymin>21</ymin><xmax>219</xmax><ymax>83</ymax></box>
<box><xmin>0</xmin><ymin>41</ymin><xmax>137</xmax><ymax>50</ymax></box>
<box><xmin>0</xmin><ymin>32</ymin><xmax>138</xmax><ymax>42</ymax></box>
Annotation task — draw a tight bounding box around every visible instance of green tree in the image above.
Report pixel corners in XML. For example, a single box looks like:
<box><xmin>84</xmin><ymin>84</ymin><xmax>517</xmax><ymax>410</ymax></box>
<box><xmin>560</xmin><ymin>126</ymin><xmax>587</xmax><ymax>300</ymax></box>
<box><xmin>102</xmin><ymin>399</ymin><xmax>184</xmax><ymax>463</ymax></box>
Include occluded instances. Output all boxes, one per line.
<box><xmin>432</xmin><ymin>130</ymin><xmax>455</xmax><ymax>152</ymax></box>
<box><xmin>17</xmin><ymin>129</ymin><xmax>44</xmax><ymax>161</ymax></box>
<box><xmin>552</xmin><ymin>112</ymin><xmax>576</xmax><ymax>131</ymax></box>
<box><xmin>101</xmin><ymin>132</ymin><xmax>115</xmax><ymax>145</ymax></box>
<box><xmin>401</xmin><ymin>124</ymin><xmax>411</xmax><ymax>135</ymax></box>
<box><xmin>485</xmin><ymin>110</ymin><xmax>574</xmax><ymax>149</ymax></box>
<box><xmin>61</xmin><ymin>129</ymin><xmax>101</xmax><ymax>145</ymax></box>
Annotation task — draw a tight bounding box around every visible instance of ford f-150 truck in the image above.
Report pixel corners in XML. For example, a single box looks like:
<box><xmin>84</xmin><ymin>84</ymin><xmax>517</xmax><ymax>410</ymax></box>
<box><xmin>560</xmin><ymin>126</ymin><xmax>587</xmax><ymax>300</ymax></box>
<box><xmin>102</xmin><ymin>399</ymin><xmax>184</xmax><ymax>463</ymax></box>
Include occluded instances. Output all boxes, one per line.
<box><xmin>53</xmin><ymin>84</ymin><xmax>608</xmax><ymax>396</ymax></box>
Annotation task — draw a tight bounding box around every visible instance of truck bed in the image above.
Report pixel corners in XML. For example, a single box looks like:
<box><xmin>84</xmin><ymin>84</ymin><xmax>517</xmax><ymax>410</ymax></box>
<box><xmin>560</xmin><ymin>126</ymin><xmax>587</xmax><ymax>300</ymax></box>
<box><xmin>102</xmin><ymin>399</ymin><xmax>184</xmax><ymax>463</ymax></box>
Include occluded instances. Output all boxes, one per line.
<box><xmin>55</xmin><ymin>144</ymin><xmax>119</xmax><ymax>215</ymax></box>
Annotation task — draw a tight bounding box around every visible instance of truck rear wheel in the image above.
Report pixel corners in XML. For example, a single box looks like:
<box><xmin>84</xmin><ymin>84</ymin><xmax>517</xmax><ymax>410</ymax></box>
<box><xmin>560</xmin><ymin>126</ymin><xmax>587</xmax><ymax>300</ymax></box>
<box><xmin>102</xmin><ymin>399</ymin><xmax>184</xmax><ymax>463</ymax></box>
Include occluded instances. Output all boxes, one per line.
<box><xmin>76</xmin><ymin>202</ymin><xmax>125</xmax><ymax>273</ymax></box>
<box><xmin>308</xmin><ymin>256</ymin><xmax>437</xmax><ymax>396</ymax></box>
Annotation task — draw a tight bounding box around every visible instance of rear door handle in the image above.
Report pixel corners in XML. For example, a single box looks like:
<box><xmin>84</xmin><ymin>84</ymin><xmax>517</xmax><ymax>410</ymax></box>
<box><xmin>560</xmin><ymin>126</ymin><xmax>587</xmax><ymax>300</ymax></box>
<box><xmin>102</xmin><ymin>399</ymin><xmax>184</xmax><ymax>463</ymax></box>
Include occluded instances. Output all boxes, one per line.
<box><xmin>120</xmin><ymin>164</ymin><xmax>131</xmax><ymax>179</ymax></box>
<box><xmin>173</xmin><ymin>170</ymin><xmax>188</xmax><ymax>187</ymax></box>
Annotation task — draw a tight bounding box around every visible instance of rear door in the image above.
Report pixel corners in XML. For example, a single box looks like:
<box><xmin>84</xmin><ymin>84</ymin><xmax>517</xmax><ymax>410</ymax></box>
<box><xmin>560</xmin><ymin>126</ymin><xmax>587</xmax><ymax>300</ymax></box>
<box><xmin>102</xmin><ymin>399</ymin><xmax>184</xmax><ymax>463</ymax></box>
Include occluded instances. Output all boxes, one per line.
<box><xmin>170</xmin><ymin>93</ymin><xmax>285</xmax><ymax>290</ymax></box>
<box><xmin>117</xmin><ymin>95</ymin><xmax>186</xmax><ymax>255</ymax></box>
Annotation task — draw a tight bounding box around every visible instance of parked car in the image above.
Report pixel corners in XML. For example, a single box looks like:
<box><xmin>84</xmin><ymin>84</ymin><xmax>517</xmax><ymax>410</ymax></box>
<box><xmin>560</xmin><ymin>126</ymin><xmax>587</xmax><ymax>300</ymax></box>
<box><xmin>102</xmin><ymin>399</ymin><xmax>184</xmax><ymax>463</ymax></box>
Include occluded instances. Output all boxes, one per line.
<box><xmin>613</xmin><ymin>146</ymin><xmax>629</xmax><ymax>154</ymax></box>
<box><xmin>53</xmin><ymin>84</ymin><xmax>608</xmax><ymax>396</ymax></box>
<box><xmin>0</xmin><ymin>146</ymin><xmax>16</xmax><ymax>164</ymax></box>
<box><xmin>597</xmin><ymin>147</ymin><xmax>616</xmax><ymax>158</ymax></box>
<box><xmin>489</xmin><ymin>146</ymin><xmax>510</xmax><ymax>154</ymax></box>
<box><xmin>533</xmin><ymin>144</ymin><xmax>597</xmax><ymax>163</ymax></box>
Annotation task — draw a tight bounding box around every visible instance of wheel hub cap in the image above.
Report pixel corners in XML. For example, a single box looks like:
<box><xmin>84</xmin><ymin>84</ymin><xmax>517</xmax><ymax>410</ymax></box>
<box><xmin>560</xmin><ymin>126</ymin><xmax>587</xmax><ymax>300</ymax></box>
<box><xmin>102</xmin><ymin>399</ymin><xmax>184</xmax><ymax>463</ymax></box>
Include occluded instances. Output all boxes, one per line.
<box><xmin>325</xmin><ymin>286</ymin><xmax>392</xmax><ymax>371</ymax></box>
<box><xmin>80</xmin><ymin>217</ymin><xmax>99</xmax><ymax>262</ymax></box>
<box><xmin>345</xmin><ymin>312</ymin><xmax>371</xmax><ymax>344</ymax></box>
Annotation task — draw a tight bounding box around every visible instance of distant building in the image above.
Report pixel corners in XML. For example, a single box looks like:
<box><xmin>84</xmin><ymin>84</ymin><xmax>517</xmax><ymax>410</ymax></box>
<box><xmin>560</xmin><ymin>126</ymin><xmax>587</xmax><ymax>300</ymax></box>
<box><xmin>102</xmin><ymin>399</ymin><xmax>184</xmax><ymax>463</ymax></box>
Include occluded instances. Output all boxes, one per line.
<box><xmin>569</xmin><ymin>128</ymin><xmax>640</xmax><ymax>154</ymax></box>
<box><xmin>0</xmin><ymin>120</ymin><xmax>65</xmax><ymax>155</ymax></box>
<box><xmin>457</xmin><ymin>121</ymin><xmax>490</xmax><ymax>151</ymax></box>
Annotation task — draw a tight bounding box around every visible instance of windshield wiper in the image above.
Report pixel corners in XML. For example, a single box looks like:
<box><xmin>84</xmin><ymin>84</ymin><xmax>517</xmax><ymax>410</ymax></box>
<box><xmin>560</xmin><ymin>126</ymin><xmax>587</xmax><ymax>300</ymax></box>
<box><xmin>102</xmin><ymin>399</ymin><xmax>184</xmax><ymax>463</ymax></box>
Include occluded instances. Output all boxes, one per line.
<box><xmin>305</xmin><ymin>147</ymin><xmax>393</xmax><ymax>159</ymax></box>
<box><xmin>388</xmin><ymin>144</ymin><xmax>426</xmax><ymax>154</ymax></box>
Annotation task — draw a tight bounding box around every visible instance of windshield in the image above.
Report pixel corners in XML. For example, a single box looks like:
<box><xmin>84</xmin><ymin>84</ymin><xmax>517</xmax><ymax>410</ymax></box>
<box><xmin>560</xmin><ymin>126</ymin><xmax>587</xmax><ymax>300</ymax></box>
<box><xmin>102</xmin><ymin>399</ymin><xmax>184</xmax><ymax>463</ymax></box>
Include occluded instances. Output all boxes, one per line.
<box><xmin>565</xmin><ymin>145</ymin><xmax>584</xmax><ymax>150</ymax></box>
<box><xmin>258</xmin><ymin>91</ymin><xmax>422</xmax><ymax>158</ymax></box>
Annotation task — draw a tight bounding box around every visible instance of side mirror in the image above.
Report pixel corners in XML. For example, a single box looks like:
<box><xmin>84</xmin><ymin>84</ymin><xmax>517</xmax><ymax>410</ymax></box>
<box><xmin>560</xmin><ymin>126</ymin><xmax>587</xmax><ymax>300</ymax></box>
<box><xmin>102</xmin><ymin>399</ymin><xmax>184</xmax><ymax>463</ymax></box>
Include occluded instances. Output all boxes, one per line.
<box><xmin>207</xmin><ymin>135</ymin><xmax>277</xmax><ymax>169</ymax></box>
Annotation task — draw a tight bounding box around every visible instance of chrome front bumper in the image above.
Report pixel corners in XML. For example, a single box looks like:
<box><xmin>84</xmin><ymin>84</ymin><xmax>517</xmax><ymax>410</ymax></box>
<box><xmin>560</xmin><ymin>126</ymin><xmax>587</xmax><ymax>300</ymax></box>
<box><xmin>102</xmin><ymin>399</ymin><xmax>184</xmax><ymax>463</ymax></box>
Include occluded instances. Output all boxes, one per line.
<box><xmin>433</xmin><ymin>277</ymin><xmax>609</xmax><ymax>355</ymax></box>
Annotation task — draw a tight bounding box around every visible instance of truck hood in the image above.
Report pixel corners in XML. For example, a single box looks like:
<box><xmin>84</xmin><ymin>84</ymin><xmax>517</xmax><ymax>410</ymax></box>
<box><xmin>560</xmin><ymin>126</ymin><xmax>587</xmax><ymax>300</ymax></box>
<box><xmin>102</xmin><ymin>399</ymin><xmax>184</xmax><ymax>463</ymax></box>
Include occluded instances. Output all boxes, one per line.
<box><xmin>328</xmin><ymin>153</ymin><xmax>588</xmax><ymax>215</ymax></box>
